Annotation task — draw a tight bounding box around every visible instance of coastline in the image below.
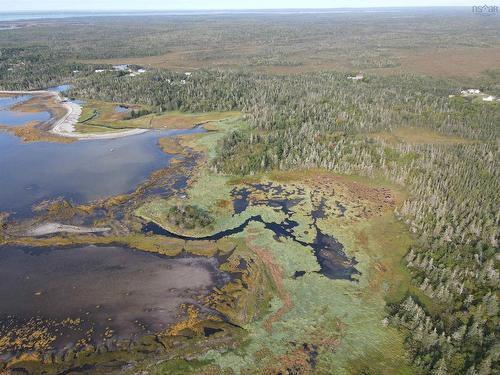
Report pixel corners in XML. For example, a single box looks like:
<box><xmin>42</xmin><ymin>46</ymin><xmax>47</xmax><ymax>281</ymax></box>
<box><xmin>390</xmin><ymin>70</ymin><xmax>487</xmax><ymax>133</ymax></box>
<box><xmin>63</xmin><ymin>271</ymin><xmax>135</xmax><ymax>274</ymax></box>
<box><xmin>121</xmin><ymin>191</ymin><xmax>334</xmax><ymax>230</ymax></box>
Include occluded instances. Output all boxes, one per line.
<box><xmin>0</xmin><ymin>89</ymin><xmax>149</xmax><ymax>140</ymax></box>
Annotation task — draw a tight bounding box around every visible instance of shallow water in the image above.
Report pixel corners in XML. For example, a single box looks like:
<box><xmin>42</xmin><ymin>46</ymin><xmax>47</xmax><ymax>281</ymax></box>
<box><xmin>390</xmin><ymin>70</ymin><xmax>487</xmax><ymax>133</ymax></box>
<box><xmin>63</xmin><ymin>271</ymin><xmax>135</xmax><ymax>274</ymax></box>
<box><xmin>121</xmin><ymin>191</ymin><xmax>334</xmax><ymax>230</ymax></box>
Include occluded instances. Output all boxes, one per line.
<box><xmin>0</xmin><ymin>129</ymin><xmax>202</xmax><ymax>216</ymax></box>
<box><xmin>47</xmin><ymin>84</ymin><xmax>72</xmax><ymax>92</ymax></box>
<box><xmin>0</xmin><ymin>109</ymin><xmax>51</xmax><ymax>126</ymax></box>
<box><xmin>0</xmin><ymin>95</ymin><xmax>32</xmax><ymax>108</ymax></box>
<box><xmin>0</xmin><ymin>245</ymin><xmax>228</xmax><ymax>355</ymax></box>
<box><xmin>0</xmin><ymin>94</ymin><xmax>51</xmax><ymax>126</ymax></box>
<box><xmin>114</xmin><ymin>105</ymin><xmax>130</xmax><ymax>113</ymax></box>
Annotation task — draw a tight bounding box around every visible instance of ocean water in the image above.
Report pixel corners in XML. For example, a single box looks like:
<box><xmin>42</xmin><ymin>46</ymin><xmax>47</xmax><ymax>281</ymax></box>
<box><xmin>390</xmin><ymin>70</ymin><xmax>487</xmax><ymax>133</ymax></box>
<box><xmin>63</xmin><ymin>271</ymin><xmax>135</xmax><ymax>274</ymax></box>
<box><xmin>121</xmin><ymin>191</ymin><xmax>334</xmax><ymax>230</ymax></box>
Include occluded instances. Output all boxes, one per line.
<box><xmin>0</xmin><ymin>8</ymin><xmax>470</xmax><ymax>23</ymax></box>
<box><xmin>0</xmin><ymin>128</ymin><xmax>203</xmax><ymax>216</ymax></box>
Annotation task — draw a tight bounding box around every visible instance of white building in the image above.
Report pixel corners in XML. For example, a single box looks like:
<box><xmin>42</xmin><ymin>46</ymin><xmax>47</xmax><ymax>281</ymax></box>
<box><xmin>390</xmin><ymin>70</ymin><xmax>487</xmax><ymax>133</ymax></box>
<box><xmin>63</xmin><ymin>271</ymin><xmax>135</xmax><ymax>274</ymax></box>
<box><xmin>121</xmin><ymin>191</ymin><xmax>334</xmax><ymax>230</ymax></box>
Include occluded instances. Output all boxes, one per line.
<box><xmin>461</xmin><ymin>89</ymin><xmax>481</xmax><ymax>95</ymax></box>
<box><xmin>347</xmin><ymin>74</ymin><xmax>364</xmax><ymax>81</ymax></box>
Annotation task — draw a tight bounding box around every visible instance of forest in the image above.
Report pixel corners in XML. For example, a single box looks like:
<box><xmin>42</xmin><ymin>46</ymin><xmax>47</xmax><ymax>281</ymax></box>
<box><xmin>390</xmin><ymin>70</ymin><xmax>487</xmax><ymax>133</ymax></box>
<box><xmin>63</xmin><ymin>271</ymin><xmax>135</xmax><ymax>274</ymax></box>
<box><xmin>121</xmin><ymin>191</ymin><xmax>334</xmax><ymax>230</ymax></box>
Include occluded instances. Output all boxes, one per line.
<box><xmin>0</xmin><ymin>9</ymin><xmax>498</xmax><ymax>374</ymax></box>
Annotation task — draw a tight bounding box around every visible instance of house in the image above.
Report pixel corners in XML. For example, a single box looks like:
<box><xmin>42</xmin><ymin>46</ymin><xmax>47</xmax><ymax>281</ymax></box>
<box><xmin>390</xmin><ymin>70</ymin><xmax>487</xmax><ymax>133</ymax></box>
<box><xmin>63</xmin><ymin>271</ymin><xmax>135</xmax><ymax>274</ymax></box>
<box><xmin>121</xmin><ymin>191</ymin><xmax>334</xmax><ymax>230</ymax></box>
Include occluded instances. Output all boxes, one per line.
<box><xmin>185</xmin><ymin>72</ymin><xmax>192</xmax><ymax>77</ymax></box>
<box><xmin>94</xmin><ymin>69</ymin><xmax>106</xmax><ymax>73</ymax></box>
<box><xmin>347</xmin><ymin>73</ymin><xmax>364</xmax><ymax>81</ymax></box>
<box><xmin>461</xmin><ymin>89</ymin><xmax>481</xmax><ymax>95</ymax></box>
<box><xmin>483</xmin><ymin>96</ymin><xmax>496</xmax><ymax>102</ymax></box>
<box><xmin>113</xmin><ymin>64</ymin><xmax>129</xmax><ymax>71</ymax></box>
<box><xmin>137</xmin><ymin>68</ymin><xmax>146</xmax><ymax>74</ymax></box>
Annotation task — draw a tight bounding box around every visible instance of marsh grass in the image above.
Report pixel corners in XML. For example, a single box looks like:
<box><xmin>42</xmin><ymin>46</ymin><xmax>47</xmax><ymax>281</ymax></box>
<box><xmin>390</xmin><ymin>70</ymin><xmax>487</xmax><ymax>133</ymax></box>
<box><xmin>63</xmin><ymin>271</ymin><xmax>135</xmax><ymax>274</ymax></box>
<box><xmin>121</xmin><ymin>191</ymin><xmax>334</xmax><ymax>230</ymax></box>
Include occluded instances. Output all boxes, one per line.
<box><xmin>136</xmin><ymin>120</ymin><xmax>417</xmax><ymax>373</ymax></box>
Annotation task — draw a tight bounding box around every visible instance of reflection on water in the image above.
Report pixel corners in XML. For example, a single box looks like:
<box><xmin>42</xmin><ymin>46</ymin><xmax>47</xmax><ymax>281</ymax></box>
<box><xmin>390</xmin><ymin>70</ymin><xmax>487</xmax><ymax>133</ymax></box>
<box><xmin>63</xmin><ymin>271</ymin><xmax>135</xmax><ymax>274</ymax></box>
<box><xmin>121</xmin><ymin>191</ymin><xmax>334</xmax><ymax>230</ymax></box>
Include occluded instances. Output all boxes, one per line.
<box><xmin>0</xmin><ymin>130</ymin><xmax>187</xmax><ymax>216</ymax></box>
<box><xmin>0</xmin><ymin>245</ymin><xmax>228</xmax><ymax>355</ymax></box>
<box><xmin>47</xmin><ymin>84</ymin><xmax>72</xmax><ymax>92</ymax></box>
<box><xmin>115</xmin><ymin>105</ymin><xmax>130</xmax><ymax>113</ymax></box>
<box><xmin>0</xmin><ymin>95</ymin><xmax>31</xmax><ymax>108</ymax></box>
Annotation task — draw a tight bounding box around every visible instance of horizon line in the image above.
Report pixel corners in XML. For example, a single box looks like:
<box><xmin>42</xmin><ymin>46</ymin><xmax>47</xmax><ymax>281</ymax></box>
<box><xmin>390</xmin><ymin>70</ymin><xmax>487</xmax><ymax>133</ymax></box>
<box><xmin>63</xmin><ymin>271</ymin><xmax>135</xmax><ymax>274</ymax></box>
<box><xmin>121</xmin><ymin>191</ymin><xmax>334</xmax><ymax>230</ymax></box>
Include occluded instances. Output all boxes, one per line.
<box><xmin>0</xmin><ymin>6</ymin><xmax>477</xmax><ymax>13</ymax></box>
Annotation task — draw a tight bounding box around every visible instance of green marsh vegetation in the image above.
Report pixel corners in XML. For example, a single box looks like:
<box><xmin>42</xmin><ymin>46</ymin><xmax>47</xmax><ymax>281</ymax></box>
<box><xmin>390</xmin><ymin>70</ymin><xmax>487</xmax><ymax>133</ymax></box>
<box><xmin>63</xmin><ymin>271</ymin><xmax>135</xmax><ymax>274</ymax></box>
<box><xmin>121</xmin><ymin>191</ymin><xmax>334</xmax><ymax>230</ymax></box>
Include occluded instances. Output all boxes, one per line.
<box><xmin>136</xmin><ymin>119</ymin><xmax>417</xmax><ymax>373</ymax></box>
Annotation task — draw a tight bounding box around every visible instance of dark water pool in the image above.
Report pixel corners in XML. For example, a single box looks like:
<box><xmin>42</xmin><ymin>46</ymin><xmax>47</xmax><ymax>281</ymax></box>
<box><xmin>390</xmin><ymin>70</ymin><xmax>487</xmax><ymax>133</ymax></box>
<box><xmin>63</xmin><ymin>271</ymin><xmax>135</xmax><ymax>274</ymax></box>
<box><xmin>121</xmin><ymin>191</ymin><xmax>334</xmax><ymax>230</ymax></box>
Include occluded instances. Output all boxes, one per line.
<box><xmin>143</xmin><ymin>213</ymin><xmax>360</xmax><ymax>281</ymax></box>
<box><xmin>0</xmin><ymin>245</ymin><xmax>228</xmax><ymax>357</ymax></box>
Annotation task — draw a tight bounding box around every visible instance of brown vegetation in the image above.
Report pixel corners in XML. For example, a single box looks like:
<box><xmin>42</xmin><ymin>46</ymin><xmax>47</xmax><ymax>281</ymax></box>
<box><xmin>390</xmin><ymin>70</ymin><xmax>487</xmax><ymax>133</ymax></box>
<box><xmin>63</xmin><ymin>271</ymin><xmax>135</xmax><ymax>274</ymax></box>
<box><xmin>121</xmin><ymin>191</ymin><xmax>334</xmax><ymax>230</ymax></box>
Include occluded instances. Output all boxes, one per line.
<box><xmin>245</xmin><ymin>231</ymin><xmax>292</xmax><ymax>333</ymax></box>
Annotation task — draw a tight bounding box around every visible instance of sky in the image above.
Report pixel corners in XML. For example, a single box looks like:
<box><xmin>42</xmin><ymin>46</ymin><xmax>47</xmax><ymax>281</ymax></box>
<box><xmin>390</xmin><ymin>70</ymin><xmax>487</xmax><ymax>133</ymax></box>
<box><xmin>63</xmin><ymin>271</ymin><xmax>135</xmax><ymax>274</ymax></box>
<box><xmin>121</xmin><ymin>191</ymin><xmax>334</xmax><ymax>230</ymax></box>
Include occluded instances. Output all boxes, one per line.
<box><xmin>0</xmin><ymin>1</ymin><xmax>479</xmax><ymax>12</ymax></box>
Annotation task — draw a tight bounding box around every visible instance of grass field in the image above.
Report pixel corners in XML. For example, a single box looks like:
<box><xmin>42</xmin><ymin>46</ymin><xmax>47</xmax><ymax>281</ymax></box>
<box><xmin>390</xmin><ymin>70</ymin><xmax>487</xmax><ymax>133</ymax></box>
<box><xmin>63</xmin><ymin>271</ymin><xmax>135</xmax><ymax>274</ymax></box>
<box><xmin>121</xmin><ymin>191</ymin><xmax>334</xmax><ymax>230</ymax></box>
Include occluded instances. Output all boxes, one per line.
<box><xmin>75</xmin><ymin>99</ymin><xmax>240</xmax><ymax>133</ymax></box>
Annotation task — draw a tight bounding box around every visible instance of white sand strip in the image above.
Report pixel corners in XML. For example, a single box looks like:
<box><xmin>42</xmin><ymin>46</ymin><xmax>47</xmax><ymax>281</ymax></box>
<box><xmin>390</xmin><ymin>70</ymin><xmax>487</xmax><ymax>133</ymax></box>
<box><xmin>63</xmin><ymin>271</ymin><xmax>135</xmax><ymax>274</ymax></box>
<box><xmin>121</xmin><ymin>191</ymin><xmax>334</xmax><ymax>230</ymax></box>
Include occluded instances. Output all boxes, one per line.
<box><xmin>0</xmin><ymin>89</ymin><xmax>149</xmax><ymax>140</ymax></box>
<box><xmin>28</xmin><ymin>223</ymin><xmax>111</xmax><ymax>236</ymax></box>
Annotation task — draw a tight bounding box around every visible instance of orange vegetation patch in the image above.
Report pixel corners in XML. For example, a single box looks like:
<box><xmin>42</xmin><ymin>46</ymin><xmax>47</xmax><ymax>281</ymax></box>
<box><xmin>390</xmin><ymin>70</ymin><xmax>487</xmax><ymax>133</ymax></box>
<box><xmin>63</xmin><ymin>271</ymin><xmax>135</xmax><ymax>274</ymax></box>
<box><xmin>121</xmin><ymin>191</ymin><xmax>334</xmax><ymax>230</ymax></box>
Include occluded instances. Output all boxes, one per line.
<box><xmin>217</xmin><ymin>199</ymin><xmax>232</xmax><ymax>209</ymax></box>
<box><xmin>166</xmin><ymin>305</ymin><xmax>203</xmax><ymax>336</ymax></box>
<box><xmin>151</xmin><ymin>115</ymin><xmax>199</xmax><ymax>129</ymax></box>
<box><xmin>263</xmin><ymin>347</ymin><xmax>311</xmax><ymax>374</ymax></box>
<box><xmin>271</xmin><ymin>169</ymin><xmax>399</xmax><ymax>218</ymax></box>
<box><xmin>8</xmin><ymin>121</ymin><xmax>74</xmax><ymax>144</ymax></box>
<box><xmin>245</xmin><ymin>232</ymin><xmax>292</xmax><ymax>333</ymax></box>
<box><xmin>334</xmin><ymin>177</ymin><xmax>397</xmax><ymax>211</ymax></box>
<box><xmin>254</xmin><ymin>316</ymin><xmax>344</xmax><ymax>373</ymax></box>
<box><xmin>150</xmin><ymin>111</ymin><xmax>240</xmax><ymax>130</ymax></box>
<box><xmin>151</xmin><ymin>114</ymin><xmax>201</xmax><ymax>129</ymax></box>
<box><xmin>158</xmin><ymin>137</ymin><xmax>185</xmax><ymax>155</ymax></box>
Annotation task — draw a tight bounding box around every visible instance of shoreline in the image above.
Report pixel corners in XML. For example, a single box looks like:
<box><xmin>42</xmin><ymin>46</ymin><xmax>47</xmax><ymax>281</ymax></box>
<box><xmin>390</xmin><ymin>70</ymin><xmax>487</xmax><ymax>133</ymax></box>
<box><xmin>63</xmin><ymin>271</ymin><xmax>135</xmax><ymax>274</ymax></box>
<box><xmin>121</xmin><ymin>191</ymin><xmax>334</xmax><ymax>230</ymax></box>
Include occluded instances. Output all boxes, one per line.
<box><xmin>0</xmin><ymin>89</ymin><xmax>149</xmax><ymax>140</ymax></box>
